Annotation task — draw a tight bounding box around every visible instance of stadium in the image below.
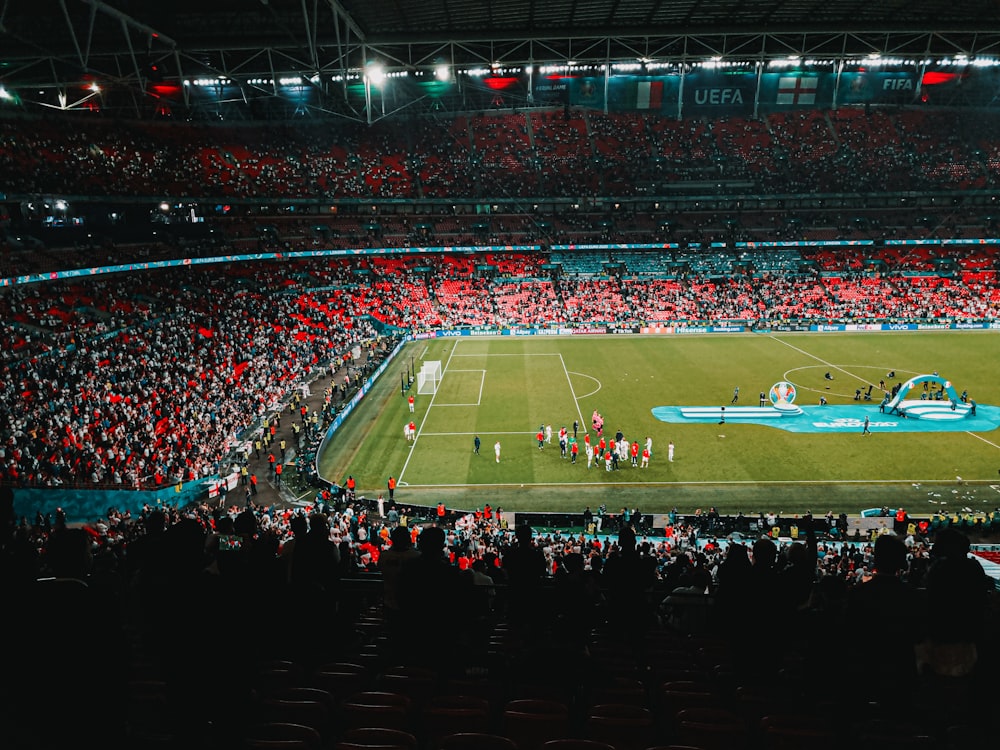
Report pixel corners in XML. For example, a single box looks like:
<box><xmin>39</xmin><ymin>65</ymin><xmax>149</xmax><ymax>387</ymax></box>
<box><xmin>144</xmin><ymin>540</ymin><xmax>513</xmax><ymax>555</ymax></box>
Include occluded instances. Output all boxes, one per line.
<box><xmin>1</xmin><ymin>2</ymin><xmax>1000</xmax><ymax>749</ymax></box>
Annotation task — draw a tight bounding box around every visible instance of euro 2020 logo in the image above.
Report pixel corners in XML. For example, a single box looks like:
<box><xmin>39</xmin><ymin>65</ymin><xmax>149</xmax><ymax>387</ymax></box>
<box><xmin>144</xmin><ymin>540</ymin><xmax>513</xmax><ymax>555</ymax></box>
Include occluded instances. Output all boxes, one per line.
<box><xmin>769</xmin><ymin>381</ymin><xmax>797</xmax><ymax>405</ymax></box>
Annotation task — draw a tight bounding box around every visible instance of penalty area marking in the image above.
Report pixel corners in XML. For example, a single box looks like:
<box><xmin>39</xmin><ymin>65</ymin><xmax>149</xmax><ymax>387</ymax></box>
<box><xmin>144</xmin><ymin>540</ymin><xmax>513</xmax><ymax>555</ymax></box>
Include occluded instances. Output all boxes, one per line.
<box><xmin>432</xmin><ymin>368</ymin><xmax>486</xmax><ymax>407</ymax></box>
<box><xmin>569</xmin><ymin>371</ymin><xmax>602</xmax><ymax>400</ymax></box>
<box><xmin>560</xmin><ymin>354</ymin><xmax>587</xmax><ymax>430</ymax></box>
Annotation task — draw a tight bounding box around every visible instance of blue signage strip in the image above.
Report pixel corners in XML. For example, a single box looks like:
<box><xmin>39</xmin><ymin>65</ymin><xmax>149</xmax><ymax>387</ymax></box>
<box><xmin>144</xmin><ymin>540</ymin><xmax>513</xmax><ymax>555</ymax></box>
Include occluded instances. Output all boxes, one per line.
<box><xmin>0</xmin><ymin>245</ymin><xmax>542</xmax><ymax>288</ymax></box>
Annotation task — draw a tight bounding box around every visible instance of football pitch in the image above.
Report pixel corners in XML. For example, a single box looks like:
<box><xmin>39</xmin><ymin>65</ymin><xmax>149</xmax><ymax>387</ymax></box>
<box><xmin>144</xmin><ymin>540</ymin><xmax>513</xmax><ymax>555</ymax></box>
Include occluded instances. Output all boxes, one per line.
<box><xmin>317</xmin><ymin>331</ymin><xmax>1000</xmax><ymax>516</ymax></box>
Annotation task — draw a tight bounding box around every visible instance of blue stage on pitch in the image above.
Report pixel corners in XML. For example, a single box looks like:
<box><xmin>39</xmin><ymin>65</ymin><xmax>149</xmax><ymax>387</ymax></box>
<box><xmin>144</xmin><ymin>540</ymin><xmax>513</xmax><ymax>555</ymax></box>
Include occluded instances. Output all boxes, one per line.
<box><xmin>650</xmin><ymin>403</ymin><xmax>1000</xmax><ymax>434</ymax></box>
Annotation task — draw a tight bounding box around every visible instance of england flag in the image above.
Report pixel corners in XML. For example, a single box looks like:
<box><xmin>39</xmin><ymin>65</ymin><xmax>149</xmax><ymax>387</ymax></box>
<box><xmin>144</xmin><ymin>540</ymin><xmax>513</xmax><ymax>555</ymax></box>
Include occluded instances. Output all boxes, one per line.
<box><xmin>776</xmin><ymin>76</ymin><xmax>818</xmax><ymax>105</ymax></box>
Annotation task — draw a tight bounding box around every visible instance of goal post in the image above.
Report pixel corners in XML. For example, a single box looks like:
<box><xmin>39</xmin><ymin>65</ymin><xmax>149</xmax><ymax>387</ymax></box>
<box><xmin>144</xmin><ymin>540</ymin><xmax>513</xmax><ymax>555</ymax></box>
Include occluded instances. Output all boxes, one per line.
<box><xmin>417</xmin><ymin>360</ymin><xmax>443</xmax><ymax>395</ymax></box>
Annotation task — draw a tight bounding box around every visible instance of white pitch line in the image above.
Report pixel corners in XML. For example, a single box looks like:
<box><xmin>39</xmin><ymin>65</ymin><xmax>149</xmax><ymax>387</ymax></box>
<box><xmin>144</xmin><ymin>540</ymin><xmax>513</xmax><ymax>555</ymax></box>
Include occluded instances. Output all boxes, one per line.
<box><xmin>772</xmin><ymin>335</ymin><xmax>994</xmax><ymax>449</ymax></box>
<box><xmin>560</xmin><ymin>353</ymin><xmax>587</xmax><ymax>429</ymax></box>
<box><xmin>431</xmin><ymin>370</ymin><xmax>486</xmax><ymax>406</ymax></box>
<box><xmin>769</xmin><ymin>335</ymin><xmax>879</xmax><ymax>387</ymax></box>
<box><xmin>965</xmin><ymin>431</ymin><xmax>1000</xmax><ymax>450</ymax></box>
<box><xmin>420</xmin><ymin>431</ymin><xmax>537</xmax><ymax>436</ymax></box>
<box><xmin>398</xmin><ymin>337</ymin><xmax>462</xmax><ymax>482</ymax></box>
<box><xmin>569</xmin><ymin>371</ymin><xmax>602</xmax><ymax>400</ymax></box>
<box><xmin>391</xmin><ymin>478</ymin><xmax>988</xmax><ymax>489</ymax></box>
<box><xmin>451</xmin><ymin>352</ymin><xmax>562</xmax><ymax>357</ymax></box>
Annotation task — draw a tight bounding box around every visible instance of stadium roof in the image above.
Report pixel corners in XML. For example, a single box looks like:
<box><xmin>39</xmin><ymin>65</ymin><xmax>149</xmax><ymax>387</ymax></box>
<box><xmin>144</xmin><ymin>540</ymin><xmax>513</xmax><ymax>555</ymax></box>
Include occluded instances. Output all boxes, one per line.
<box><xmin>2</xmin><ymin>0</ymin><xmax>1000</xmax><ymax>119</ymax></box>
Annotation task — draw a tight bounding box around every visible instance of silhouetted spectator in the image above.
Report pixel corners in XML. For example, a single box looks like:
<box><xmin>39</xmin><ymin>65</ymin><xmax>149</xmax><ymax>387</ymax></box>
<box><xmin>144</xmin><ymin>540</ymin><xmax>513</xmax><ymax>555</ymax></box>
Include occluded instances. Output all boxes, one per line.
<box><xmin>844</xmin><ymin>534</ymin><xmax>923</xmax><ymax>708</ymax></box>
<box><xmin>714</xmin><ymin>542</ymin><xmax>755</xmax><ymax>637</ymax></box>
<box><xmin>291</xmin><ymin>512</ymin><xmax>341</xmax><ymax>595</ymax></box>
<box><xmin>602</xmin><ymin>525</ymin><xmax>658</xmax><ymax>637</ymax></box>
<box><xmin>379</xmin><ymin>524</ymin><xmax>421</xmax><ymax>647</ymax></box>
<box><xmin>501</xmin><ymin>524</ymin><xmax>547</xmax><ymax>633</ymax></box>
<box><xmin>919</xmin><ymin>528</ymin><xmax>991</xmax><ymax>679</ymax></box>
<box><xmin>398</xmin><ymin>525</ymin><xmax>471</xmax><ymax>668</ymax></box>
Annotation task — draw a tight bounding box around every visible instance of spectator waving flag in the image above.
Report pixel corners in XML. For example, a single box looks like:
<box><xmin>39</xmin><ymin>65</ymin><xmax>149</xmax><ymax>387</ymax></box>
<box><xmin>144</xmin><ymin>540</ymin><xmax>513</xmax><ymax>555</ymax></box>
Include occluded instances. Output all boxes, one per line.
<box><xmin>776</xmin><ymin>75</ymin><xmax>818</xmax><ymax>105</ymax></box>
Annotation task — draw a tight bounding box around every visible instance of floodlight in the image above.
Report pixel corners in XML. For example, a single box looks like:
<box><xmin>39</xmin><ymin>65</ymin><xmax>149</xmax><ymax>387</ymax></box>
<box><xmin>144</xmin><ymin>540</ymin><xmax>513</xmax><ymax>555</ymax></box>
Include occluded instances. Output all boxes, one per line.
<box><xmin>435</xmin><ymin>64</ymin><xmax>450</xmax><ymax>81</ymax></box>
<box><xmin>367</xmin><ymin>63</ymin><xmax>386</xmax><ymax>85</ymax></box>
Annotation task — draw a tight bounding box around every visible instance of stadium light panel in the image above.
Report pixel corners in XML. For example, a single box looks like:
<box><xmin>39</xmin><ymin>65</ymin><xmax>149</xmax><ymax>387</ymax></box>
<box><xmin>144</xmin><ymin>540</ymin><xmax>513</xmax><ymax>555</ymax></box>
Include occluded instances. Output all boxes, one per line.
<box><xmin>773</xmin><ymin>56</ymin><xmax>803</xmax><ymax>68</ymax></box>
<box><xmin>366</xmin><ymin>63</ymin><xmax>386</xmax><ymax>86</ymax></box>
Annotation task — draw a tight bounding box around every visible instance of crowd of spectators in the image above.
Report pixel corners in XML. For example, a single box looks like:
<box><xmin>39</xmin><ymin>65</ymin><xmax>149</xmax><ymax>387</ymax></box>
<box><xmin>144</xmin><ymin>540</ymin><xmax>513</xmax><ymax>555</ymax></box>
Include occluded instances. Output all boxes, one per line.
<box><xmin>5</xmin><ymin>100</ymin><xmax>1000</xmax><ymax>750</ymax></box>
<box><xmin>0</xmin><ymin>263</ymin><xmax>378</xmax><ymax>488</ymax></box>
<box><xmin>2</xmin><ymin>243</ymin><xmax>998</xmax><ymax>489</ymax></box>
<box><xmin>3</xmin><ymin>107</ymin><xmax>1000</xmax><ymax>201</ymax></box>
<box><xmin>1</xmin><ymin>484</ymin><xmax>996</xmax><ymax>748</ymax></box>
<box><xmin>6</xmin><ymin>202</ymin><xmax>998</xmax><ymax>283</ymax></box>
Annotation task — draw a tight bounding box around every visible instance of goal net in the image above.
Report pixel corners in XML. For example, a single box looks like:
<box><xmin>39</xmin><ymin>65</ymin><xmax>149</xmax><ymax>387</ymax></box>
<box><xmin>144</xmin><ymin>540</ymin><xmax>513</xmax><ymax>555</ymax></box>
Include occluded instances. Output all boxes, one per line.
<box><xmin>417</xmin><ymin>360</ymin><xmax>443</xmax><ymax>395</ymax></box>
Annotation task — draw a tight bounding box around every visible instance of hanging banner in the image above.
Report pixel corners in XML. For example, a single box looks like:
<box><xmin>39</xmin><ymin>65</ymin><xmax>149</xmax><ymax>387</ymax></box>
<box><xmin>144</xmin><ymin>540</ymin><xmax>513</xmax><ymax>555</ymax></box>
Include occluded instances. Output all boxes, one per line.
<box><xmin>567</xmin><ymin>76</ymin><xmax>606</xmax><ymax>109</ymax></box>
<box><xmin>839</xmin><ymin>70</ymin><xmax>917</xmax><ymax>105</ymax></box>
<box><xmin>758</xmin><ymin>72</ymin><xmax>835</xmax><ymax>111</ymax></box>
<box><xmin>533</xmin><ymin>75</ymin><xmax>571</xmax><ymax>105</ymax></box>
<box><xmin>682</xmin><ymin>71</ymin><xmax>755</xmax><ymax>115</ymax></box>
<box><xmin>607</xmin><ymin>75</ymin><xmax>680</xmax><ymax>113</ymax></box>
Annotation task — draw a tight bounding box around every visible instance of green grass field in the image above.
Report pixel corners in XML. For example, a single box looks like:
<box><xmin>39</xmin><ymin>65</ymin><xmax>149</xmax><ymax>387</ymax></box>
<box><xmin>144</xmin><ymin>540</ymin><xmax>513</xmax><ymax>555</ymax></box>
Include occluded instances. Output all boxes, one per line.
<box><xmin>317</xmin><ymin>332</ymin><xmax>1000</xmax><ymax>516</ymax></box>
